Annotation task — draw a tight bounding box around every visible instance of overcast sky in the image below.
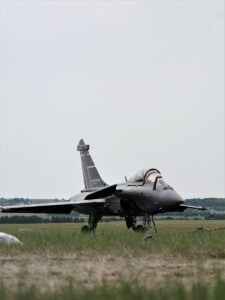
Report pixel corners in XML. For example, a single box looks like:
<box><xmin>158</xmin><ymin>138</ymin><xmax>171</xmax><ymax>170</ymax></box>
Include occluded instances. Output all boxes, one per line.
<box><xmin>0</xmin><ymin>0</ymin><xmax>224</xmax><ymax>199</ymax></box>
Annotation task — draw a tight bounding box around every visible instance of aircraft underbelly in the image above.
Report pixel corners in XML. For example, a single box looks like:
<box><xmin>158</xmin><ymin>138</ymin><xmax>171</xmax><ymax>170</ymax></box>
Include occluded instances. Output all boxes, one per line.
<box><xmin>120</xmin><ymin>198</ymin><xmax>157</xmax><ymax>215</ymax></box>
<box><xmin>73</xmin><ymin>201</ymin><xmax>123</xmax><ymax>216</ymax></box>
<box><xmin>72</xmin><ymin>195</ymin><xmax>160</xmax><ymax>216</ymax></box>
<box><xmin>73</xmin><ymin>203</ymin><xmax>105</xmax><ymax>215</ymax></box>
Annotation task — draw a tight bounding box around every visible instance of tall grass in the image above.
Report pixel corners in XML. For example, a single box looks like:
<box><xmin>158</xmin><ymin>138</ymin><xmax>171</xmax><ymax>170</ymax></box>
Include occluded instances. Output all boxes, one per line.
<box><xmin>1</xmin><ymin>221</ymin><xmax>225</xmax><ymax>299</ymax></box>
<box><xmin>0</xmin><ymin>221</ymin><xmax>225</xmax><ymax>258</ymax></box>
<box><xmin>0</xmin><ymin>279</ymin><xmax>225</xmax><ymax>300</ymax></box>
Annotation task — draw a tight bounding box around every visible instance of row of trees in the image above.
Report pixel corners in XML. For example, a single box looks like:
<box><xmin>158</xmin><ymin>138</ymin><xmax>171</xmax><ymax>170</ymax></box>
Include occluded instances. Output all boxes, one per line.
<box><xmin>0</xmin><ymin>215</ymin><xmax>86</xmax><ymax>224</ymax></box>
<box><xmin>1</xmin><ymin>212</ymin><xmax>225</xmax><ymax>224</ymax></box>
<box><xmin>0</xmin><ymin>198</ymin><xmax>225</xmax><ymax>223</ymax></box>
<box><xmin>0</xmin><ymin>215</ymin><xmax>124</xmax><ymax>224</ymax></box>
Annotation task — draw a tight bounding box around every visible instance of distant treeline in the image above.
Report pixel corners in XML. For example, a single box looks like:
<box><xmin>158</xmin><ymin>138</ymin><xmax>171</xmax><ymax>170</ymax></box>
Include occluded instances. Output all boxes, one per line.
<box><xmin>0</xmin><ymin>215</ymin><xmax>123</xmax><ymax>224</ymax></box>
<box><xmin>0</xmin><ymin>198</ymin><xmax>64</xmax><ymax>206</ymax></box>
<box><xmin>157</xmin><ymin>198</ymin><xmax>225</xmax><ymax>220</ymax></box>
<box><xmin>0</xmin><ymin>197</ymin><xmax>225</xmax><ymax>223</ymax></box>
<box><xmin>157</xmin><ymin>213</ymin><xmax>225</xmax><ymax>221</ymax></box>
<box><xmin>185</xmin><ymin>198</ymin><xmax>225</xmax><ymax>211</ymax></box>
<box><xmin>1</xmin><ymin>197</ymin><xmax>225</xmax><ymax>208</ymax></box>
<box><xmin>0</xmin><ymin>215</ymin><xmax>86</xmax><ymax>224</ymax></box>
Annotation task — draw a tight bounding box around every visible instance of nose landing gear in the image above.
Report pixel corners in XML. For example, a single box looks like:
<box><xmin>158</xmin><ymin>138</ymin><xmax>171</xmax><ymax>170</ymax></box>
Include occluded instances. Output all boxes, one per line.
<box><xmin>125</xmin><ymin>214</ymin><xmax>157</xmax><ymax>233</ymax></box>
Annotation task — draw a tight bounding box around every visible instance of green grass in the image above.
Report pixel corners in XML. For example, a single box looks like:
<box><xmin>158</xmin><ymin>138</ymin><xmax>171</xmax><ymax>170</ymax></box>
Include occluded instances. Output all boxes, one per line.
<box><xmin>1</xmin><ymin>221</ymin><xmax>225</xmax><ymax>299</ymax></box>
<box><xmin>1</xmin><ymin>220</ymin><xmax>225</xmax><ymax>258</ymax></box>
<box><xmin>0</xmin><ymin>279</ymin><xmax>225</xmax><ymax>300</ymax></box>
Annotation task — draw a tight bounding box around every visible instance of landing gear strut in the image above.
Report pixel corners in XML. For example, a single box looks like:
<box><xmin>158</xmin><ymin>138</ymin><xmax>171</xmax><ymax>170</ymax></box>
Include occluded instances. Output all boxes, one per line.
<box><xmin>125</xmin><ymin>214</ymin><xmax>157</xmax><ymax>233</ymax></box>
<box><xmin>143</xmin><ymin>214</ymin><xmax>151</xmax><ymax>231</ymax></box>
<box><xmin>134</xmin><ymin>214</ymin><xmax>151</xmax><ymax>232</ymax></box>
<box><xmin>81</xmin><ymin>214</ymin><xmax>102</xmax><ymax>233</ymax></box>
<box><xmin>125</xmin><ymin>216</ymin><xmax>144</xmax><ymax>232</ymax></box>
<box><xmin>125</xmin><ymin>216</ymin><xmax>137</xmax><ymax>230</ymax></box>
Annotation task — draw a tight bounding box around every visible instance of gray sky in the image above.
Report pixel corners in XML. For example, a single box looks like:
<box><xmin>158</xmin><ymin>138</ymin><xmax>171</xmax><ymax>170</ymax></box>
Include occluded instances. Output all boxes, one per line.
<box><xmin>0</xmin><ymin>0</ymin><xmax>224</xmax><ymax>199</ymax></box>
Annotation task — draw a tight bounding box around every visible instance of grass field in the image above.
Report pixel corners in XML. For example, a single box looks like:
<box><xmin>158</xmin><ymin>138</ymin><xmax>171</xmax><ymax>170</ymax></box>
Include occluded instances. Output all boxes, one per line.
<box><xmin>1</xmin><ymin>220</ymin><xmax>225</xmax><ymax>299</ymax></box>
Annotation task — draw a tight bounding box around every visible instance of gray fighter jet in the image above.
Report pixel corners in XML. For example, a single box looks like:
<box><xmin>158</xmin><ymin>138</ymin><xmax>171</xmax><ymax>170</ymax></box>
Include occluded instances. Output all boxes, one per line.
<box><xmin>0</xmin><ymin>139</ymin><xmax>205</xmax><ymax>232</ymax></box>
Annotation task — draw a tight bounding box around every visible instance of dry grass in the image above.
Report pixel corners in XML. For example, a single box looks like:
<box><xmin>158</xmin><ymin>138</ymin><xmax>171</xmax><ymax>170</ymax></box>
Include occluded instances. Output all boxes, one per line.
<box><xmin>0</xmin><ymin>220</ymin><xmax>225</xmax><ymax>295</ymax></box>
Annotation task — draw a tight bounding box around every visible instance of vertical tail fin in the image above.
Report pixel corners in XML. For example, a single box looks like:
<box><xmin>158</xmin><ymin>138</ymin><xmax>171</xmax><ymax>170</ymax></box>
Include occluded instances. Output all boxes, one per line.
<box><xmin>77</xmin><ymin>139</ymin><xmax>107</xmax><ymax>189</ymax></box>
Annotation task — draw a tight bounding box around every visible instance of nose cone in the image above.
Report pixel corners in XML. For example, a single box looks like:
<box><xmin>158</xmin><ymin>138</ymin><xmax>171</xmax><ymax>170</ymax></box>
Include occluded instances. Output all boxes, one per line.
<box><xmin>164</xmin><ymin>190</ymin><xmax>184</xmax><ymax>207</ymax></box>
<box><xmin>173</xmin><ymin>192</ymin><xmax>184</xmax><ymax>205</ymax></box>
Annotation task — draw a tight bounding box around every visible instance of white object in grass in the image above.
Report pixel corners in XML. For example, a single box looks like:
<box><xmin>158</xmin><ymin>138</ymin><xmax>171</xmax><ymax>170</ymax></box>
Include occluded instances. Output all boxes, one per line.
<box><xmin>0</xmin><ymin>232</ymin><xmax>22</xmax><ymax>244</ymax></box>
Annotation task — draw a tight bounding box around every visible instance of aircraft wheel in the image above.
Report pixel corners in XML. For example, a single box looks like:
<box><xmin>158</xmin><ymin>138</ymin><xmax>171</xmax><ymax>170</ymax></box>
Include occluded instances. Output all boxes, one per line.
<box><xmin>81</xmin><ymin>225</ymin><xmax>91</xmax><ymax>233</ymax></box>
<box><xmin>133</xmin><ymin>225</ymin><xmax>145</xmax><ymax>233</ymax></box>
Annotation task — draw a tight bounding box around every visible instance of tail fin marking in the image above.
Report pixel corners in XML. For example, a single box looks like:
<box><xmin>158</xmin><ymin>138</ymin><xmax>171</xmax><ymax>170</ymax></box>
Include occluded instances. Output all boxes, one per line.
<box><xmin>77</xmin><ymin>139</ymin><xmax>107</xmax><ymax>189</ymax></box>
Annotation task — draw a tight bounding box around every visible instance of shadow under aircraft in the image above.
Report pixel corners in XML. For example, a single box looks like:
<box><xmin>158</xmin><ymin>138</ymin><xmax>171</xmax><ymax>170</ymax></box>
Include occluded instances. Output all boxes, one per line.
<box><xmin>1</xmin><ymin>139</ymin><xmax>205</xmax><ymax>232</ymax></box>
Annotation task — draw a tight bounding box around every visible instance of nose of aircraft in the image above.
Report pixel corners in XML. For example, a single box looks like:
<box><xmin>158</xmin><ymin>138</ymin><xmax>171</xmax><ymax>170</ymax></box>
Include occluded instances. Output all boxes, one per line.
<box><xmin>160</xmin><ymin>190</ymin><xmax>184</xmax><ymax>208</ymax></box>
<box><xmin>171</xmin><ymin>191</ymin><xmax>184</xmax><ymax>205</ymax></box>
<box><xmin>154</xmin><ymin>189</ymin><xmax>184</xmax><ymax>210</ymax></box>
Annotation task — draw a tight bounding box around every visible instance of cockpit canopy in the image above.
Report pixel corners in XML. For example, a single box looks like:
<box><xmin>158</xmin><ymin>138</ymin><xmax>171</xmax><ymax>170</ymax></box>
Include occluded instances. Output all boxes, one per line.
<box><xmin>128</xmin><ymin>168</ymin><xmax>166</xmax><ymax>188</ymax></box>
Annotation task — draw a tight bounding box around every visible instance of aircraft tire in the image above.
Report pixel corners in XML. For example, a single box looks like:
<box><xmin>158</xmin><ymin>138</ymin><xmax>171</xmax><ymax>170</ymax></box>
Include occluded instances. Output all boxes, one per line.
<box><xmin>133</xmin><ymin>225</ymin><xmax>145</xmax><ymax>233</ymax></box>
<box><xmin>81</xmin><ymin>225</ymin><xmax>91</xmax><ymax>233</ymax></box>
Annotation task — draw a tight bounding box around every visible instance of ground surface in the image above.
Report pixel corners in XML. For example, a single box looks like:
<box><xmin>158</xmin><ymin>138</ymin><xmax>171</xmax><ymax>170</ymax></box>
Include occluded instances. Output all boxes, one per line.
<box><xmin>0</xmin><ymin>220</ymin><xmax>225</xmax><ymax>298</ymax></box>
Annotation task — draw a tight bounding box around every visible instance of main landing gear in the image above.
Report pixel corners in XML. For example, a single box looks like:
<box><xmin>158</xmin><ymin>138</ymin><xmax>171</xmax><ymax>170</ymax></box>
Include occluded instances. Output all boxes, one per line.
<box><xmin>125</xmin><ymin>214</ymin><xmax>157</xmax><ymax>233</ymax></box>
<box><xmin>81</xmin><ymin>214</ymin><xmax>102</xmax><ymax>233</ymax></box>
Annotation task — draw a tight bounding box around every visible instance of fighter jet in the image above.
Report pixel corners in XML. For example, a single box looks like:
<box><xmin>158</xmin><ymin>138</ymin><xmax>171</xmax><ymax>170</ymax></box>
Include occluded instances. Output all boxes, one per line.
<box><xmin>0</xmin><ymin>139</ymin><xmax>205</xmax><ymax>232</ymax></box>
